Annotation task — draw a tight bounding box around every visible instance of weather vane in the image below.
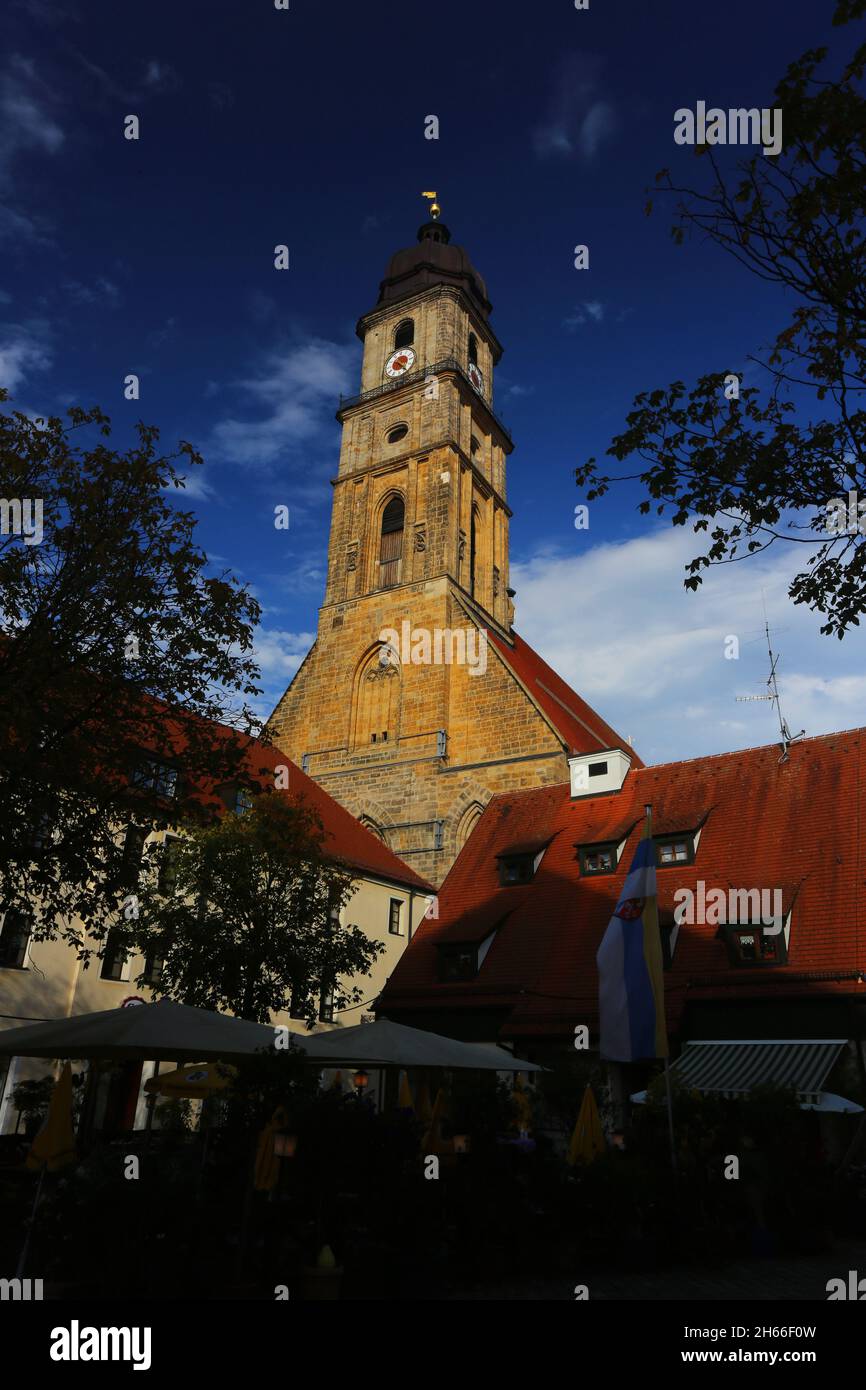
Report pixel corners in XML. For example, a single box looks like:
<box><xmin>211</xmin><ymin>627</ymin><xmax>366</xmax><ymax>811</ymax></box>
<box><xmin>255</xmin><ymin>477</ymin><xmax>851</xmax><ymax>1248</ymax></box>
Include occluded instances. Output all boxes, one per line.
<box><xmin>421</xmin><ymin>191</ymin><xmax>441</xmax><ymax>220</ymax></box>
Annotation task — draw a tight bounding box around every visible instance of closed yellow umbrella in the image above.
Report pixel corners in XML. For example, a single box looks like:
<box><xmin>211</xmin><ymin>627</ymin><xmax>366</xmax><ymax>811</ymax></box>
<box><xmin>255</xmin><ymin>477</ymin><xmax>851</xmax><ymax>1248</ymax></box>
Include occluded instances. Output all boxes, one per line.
<box><xmin>26</xmin><ymin>1062</ymin><xmax>76</xmax><ymax>1172</ymax></box>
<box><xmin>144</xmin><ymin>1062</ymin><xmax>237</xmax><ymax>1099</ymax></box>
<box><xmin>254</xmin><ymin>1104</ymin><xmax>289</xmax><ymax>1192</ymax></box>
<box><xmin>398</xmin><ymin>1071</ymin><xmax>414</xmax><ymax>1111</ymax></box>
<box><xmin>567</xmin><ymin>1083</ymin><xmax>606</xmax><ymax>1166</ymax></box>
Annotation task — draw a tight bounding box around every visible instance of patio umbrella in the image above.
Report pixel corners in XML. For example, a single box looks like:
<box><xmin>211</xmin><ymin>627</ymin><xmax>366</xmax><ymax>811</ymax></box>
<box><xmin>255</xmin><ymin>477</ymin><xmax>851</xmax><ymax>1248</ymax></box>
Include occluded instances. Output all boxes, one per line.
<box><xmin>293</xmin><ymin>1019</ymin><xmax>544</xmax><ymax>1072</ymax></box>
<box><xmin>567</xmin><ymin>1084</ymin><xmax>606</xmax><ymax>1166</ymax></box>
<box><xmin>143</xmin><ymin>1062</ymin><xmax>237</xmax><ymax>1099</ymax></box>
<box><xmin>0</xmin><ymin>999</ymin><xmax>288</xmax><ymax>1062</ymax></box>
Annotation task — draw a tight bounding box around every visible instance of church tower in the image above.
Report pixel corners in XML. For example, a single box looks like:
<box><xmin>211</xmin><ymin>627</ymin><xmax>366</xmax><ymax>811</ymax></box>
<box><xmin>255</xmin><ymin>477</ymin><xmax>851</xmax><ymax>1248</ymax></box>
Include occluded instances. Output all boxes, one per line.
<box><xmin>268</xmin><ymin>201</ymin><xmax>640</xmax><ymax>886</ymax></box>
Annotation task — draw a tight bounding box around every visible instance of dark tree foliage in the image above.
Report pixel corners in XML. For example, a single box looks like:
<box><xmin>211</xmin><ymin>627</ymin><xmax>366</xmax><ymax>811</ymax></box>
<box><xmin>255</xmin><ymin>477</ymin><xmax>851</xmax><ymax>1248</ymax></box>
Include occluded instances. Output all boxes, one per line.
<box><xmin>123</xmin><ymin>793</ymin><xmax>383</xmax><ymax>1025</ymax></box>
<box><xmin>0</xmin><ymin>395</ymin><xmax>263</xmax><ymax>952</ymax></box>
<box><xmin>575</xmin><ymin>1</ymin><xmax>866</xmax><ymax>637</ymax></box>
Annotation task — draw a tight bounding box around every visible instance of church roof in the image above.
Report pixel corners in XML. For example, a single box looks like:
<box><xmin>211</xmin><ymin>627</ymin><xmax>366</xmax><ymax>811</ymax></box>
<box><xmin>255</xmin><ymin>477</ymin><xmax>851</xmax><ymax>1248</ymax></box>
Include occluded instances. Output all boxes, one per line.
<box><xmin>373</xmin><ymin>219</ymin><xmax>492</xmax><ymax>321</ymax></box>
<box><xmin>209</xmin><ymin>729</ymin><xmax>435</xmax><ymax>893</ymax></box>
<box><xmin>377</xmin><ymin>729</ymin><xmax>866</xmax><ymax>1042</ymax></box>
<box><xmin>487</xmin><ymin>626</ymin><xmax>643</xmax><ymax>765</ymax></box>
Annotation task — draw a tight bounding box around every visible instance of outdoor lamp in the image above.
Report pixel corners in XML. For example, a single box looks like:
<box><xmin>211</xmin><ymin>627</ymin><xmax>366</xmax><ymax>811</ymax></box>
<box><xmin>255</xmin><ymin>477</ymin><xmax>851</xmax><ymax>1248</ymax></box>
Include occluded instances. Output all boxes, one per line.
<box><xmin>274</xmin><ymin>1131</ymin><xmax>298</xmax><ymax>1158</ymax></box>
<box><xmin>352</xmin><ymin>1069</ymin><xmax>369</xmax><ymax>1093</ymax></box>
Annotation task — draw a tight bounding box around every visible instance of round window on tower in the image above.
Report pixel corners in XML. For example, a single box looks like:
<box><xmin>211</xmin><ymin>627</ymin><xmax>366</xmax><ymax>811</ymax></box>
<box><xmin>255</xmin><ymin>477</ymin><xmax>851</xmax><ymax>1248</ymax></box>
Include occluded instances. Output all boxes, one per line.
<box><xmin>386</xmin><ymin>424</ymin><xmax>409</xmax><ymax>445</ymax></box>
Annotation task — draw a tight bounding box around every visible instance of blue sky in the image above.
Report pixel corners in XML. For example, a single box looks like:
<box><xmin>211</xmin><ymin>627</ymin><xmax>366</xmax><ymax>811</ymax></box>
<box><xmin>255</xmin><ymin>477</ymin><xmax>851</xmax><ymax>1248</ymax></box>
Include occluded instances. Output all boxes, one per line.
<box><xmin>2</xmin><ymin>0</ymin><xmax>863</xmax><ymax>764</ymax></box>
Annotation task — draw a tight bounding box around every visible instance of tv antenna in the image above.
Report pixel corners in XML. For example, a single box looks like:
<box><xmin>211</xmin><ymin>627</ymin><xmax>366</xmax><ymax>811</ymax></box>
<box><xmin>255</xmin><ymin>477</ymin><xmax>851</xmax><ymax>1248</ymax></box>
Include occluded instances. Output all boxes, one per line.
<box><xmin>735</xmin><ymin>617</ymin><xmax>804</xmax><ymax>762</ymax></box>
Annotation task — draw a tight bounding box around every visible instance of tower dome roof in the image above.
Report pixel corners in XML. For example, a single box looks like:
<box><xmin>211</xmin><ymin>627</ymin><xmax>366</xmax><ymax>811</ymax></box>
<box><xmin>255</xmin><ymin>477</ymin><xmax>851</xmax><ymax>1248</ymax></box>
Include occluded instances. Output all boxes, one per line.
<box><xmin>375</xmin><ymin>220</ymin><xmax>492</xmax><ymax>320</ymax></box>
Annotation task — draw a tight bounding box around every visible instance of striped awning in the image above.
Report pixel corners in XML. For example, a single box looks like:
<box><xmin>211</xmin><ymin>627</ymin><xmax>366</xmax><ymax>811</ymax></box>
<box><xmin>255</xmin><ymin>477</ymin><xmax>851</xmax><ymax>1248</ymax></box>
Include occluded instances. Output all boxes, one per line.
<box><xmin>670</xmin><ymin>1040</ymin><xmax>845</xmax><ymax>1106</ymax></box>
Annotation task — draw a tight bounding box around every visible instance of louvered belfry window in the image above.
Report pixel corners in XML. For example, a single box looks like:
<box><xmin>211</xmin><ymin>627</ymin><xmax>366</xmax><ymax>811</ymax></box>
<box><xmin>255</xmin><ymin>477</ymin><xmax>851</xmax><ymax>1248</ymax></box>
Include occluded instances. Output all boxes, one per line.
<box><xmin>379</xmin><ymin>496</ymin><xmax>404</xmax><ymax>588</ymax></box>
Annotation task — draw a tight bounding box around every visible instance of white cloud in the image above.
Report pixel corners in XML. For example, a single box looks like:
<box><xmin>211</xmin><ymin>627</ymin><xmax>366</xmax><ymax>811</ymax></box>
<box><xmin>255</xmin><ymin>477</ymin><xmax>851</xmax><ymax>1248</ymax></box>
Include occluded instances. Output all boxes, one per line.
<box><xmin>563</xmin><ymin>301</ymin><xmax>606</xmax><ymax>330</ymax></box>
<box><xmin>253</xmin><ymin>627</ymin><xmax>316</xmax><ymax>690</ymax></box>
<box><xmin>509</xmin><ymin>525</ymin><xmax>866</xmax><ymax>765</ymax></box>
<box><xmin>0</xmin><ymin>321</ymin><xmax>51</xmax><ymax>392</ymax></box>
<box><xmin>210</xmin><ymin>337</ymin><xmax>358</xmax><ymax>470</ymax></box>
<box><xmin>532</xmin><ymin>53</ymin><xmax>617</xmax><ymax>163</ymax></box>
<box><xmin>0</xmin><ymin>56</ymin><xmax>64</xmax><ymax>242</ymax></box>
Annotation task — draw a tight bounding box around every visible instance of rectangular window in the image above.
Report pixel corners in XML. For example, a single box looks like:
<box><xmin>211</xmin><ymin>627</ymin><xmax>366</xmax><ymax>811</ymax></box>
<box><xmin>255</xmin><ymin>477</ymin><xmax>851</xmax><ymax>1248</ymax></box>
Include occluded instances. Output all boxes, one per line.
<box><xmin>498</xmin><ymin>855</ymin><xmax>534</xmax><ymax>886</ymax></box>
<box><xmin>656</xmin><ymin>837</ymin><xmax>693</xmax><ymax>866</ymax></box>
<box><xmin>142</xmin><ymin>949</ymin><xmax>164</xmax><ymax>987</ymax></box>
<box><xmin>588</xmin><ymin>761</ymin><xmax>608</xmax><ymax>778</ymax></box>
<box><xmin>579</xmin><ymin>845</ymin><xmax>615</xmax><ymax>875</ymax></box>
<box><xmin>289</xmin><ymin>986</ymin><xmax>309</xmax><ymax>1021</ymax></box>
<box><xmin>319</xmin><ymin>986</ymin><xmax>335</xmax><ymax>1023</ymax></box>
<box><xmin>729</xmin><ymin>928</ymin><xmax>785</xmax><ymax>966</ymax></box>
<box><xmin>131</xmin><ymin>758</ymin><xmax>179</xmax><ymax>799</ymax></box>
<box><xmin>120</xmin><ymin>825</ymin><xmax>148</xmax><ymax>888</ymax></box>
<box><xmin>437</xmin><ymin>946</ymin><xmax>477</xmax><ymax>982</ymax></box>
<box><xmin>0</xmin><ymin>910</ymin><xmax>31</xmax><ymax>969</ymax></box>
<box><xmin>234</xmin><ymin>787</ymin><xmax>253</xmax><ymax>816</ymax></box>
<box><xmin>389</xmin><ymin>899</ymin><xmax>403</xmax><ymax>935</ymax></box>
<box><xmin>100</xmin><ymin>931</ymin><xmax>130</xmax><ymax>982</ymax></box>
<box><xmin>158</xmin><ymin>836</ymin><xmax>183</xmax><ymax>895</ymax></box>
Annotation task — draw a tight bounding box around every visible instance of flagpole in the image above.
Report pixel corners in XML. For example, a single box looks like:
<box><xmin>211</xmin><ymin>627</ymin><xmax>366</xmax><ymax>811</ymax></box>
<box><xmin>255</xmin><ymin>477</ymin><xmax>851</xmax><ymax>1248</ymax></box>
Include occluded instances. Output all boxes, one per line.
<box><xmin>645</xmin><ymin>801</ymin><xmax>677</xmax><ymax>1176</ymax></box>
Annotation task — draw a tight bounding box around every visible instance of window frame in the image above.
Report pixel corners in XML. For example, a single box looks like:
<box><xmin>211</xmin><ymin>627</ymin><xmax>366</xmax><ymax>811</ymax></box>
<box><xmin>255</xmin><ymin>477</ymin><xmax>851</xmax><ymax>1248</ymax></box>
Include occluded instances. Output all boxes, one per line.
<box><xmin>655</xmin><ymin>834</ymin><xmax>695</xmax><ymax>868</ymax></box>
<box><xmin>388</xmin><ymin>898</ymin><xmax>404</xmax><ymax>936</ymax></box>
<box><xmin>726</xmin><ymin>924</ymin><xmax>788</xmax><ymax>967</ymax></box>
<box><xmin>130</xmin><ymin>756</ymin><xmax>180</xmax><ymax>801</ymax></box>
<box><xmin>436</xmin><ymin>943</ymin><xmax>478</xmax><ymax>982</ymax></box>
<box><xmin>578</xmin><ymin>843</ymin><xmax>617</xmax><ymax>876</ymax></box>
<box><xmin>393</xmin><ymin>318</ymin><xmax>414</xmax><ymax>350</ymax></box>
<box><xmin>100</xmin><ymin>930</ymin><xmax>131</xmax><ymax>982</ymax></box>
<box><xmin>0</xmin><ymin>910</ymin><xmax>31</xmax><ymax>970</ymax></box>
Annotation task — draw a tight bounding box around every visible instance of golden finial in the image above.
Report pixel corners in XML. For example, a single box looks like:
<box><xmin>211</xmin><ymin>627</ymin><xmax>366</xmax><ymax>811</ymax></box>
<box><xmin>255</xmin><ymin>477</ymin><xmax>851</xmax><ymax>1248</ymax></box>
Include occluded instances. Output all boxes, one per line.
<box><xmin>421</xmin><ymin>191</ymin><xmax>441</xmax><ymax>220</ymax></box>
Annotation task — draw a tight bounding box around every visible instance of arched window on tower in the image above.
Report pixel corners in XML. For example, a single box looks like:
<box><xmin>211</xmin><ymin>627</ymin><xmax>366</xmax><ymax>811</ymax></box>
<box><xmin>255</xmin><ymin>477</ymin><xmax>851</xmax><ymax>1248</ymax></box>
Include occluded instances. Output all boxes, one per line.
<box><xmin>470</xmin><ymin>504</ymin><xmax>479</xmax><ymax>597</ymax></box>
<box><xmin>468</xmin><ymin>332</ymin><xmax>478</xmax><ymax>366</ymax></box>
<box><xmin>379</xmin><ymin>496</ymin><xmax>405</xmax><ymax>589</ymax></box>
<box><xmin>394</xmin><ymin>319</ymin><xmax>414</xmax><ymax>349</ymax></box>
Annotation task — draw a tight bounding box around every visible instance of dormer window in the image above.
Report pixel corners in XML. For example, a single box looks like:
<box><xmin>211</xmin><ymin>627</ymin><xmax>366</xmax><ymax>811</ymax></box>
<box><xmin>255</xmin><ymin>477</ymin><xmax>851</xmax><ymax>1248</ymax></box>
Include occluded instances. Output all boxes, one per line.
<box><xmin>394</xmin><ymin>319</ymin><xmax>414</xmax><ymax>349</ymax></box>
<box><xmin>436</xmin><ymin>929</ymin><xmax>497</xmax><ymax>981</ymax></box>
<box><xmin>131</xmin><ymin>756</ymin><xmax>179</xmax><ymax>800</ymax></box>
<box><xmin>656</xmin><ymin>835</ymin><xmax>695</xmax><ymax>867</ymax></box>
<box><xmin>497</xmin><ymin>840</ymin><xmax>548</xmax><ymax>886</ymax></box>
<box><xmin>726</xmin><ymin>921</ymin><xmax>789</xmax><ymax>967</ymax></box>
<box><xmin>499</xmin><ymin>855</ymin><xmax>533</xmax><ymax>885</ymax></box>
<box><xmin>579</xmin><ymin>843</ymin><xmax>616</xmax><ymax>876</ymax></box>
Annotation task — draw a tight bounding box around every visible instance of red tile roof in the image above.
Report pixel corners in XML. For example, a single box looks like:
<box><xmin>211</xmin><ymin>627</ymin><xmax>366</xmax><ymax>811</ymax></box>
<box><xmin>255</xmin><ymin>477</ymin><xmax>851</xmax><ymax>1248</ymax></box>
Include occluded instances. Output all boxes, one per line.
<box><xmin>134</xmin><ymin>708</ymin><xmax>434</xmax><ymax>895</ymax></box>
<box><xmin>487</xmin><ymin>627</ymin><xmax>644</xmax><ymax>764</ymax></box>
<box><xmin>378</xmin><ymin>730</ymin><xmax>866</xmax><ymax>1040</ymax></box>
<box><xmin>218</xmin><ymin>730</ymin><xmax>435</xmax><ymax>893</ymax></box>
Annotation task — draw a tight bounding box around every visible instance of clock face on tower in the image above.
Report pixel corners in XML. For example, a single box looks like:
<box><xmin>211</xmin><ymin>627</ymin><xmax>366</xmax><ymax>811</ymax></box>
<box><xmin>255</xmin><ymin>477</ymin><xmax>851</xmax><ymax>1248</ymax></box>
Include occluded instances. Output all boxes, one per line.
<box><xmin>468</xmin><ymin>361</ymin><xmax>484</xmax><ymax>394</ymax></box>
<box><xmin>385</xmin><ymin>347</ymin><xmax>416</xmax><ymax>379</ymax></box>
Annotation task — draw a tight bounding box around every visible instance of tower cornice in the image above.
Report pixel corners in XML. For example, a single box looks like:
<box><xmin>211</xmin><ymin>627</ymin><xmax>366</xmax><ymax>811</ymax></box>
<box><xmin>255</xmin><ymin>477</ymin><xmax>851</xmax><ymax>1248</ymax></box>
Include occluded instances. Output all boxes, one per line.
<box><xmin>355</xmin><ymin>284</ymin><xmax>505</xmax><ymax>363</ymax></box>
<box><xmin>336</xmin><ymin>356</ymin><xmax>514</xmax><ymax>453</ymax></box>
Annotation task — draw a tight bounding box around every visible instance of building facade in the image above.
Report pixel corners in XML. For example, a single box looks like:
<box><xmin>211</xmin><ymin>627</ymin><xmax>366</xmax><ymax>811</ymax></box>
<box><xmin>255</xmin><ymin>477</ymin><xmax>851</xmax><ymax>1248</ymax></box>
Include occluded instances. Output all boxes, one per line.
<box><xmin>0</xmin><ymin>738</ymin><xmax>432</xmax><ymax>1135</ymax></box>
<box><xmin>269</xmin><ymin>211</ymin><xmax>637</xmax><ymax>886</ymax></box>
